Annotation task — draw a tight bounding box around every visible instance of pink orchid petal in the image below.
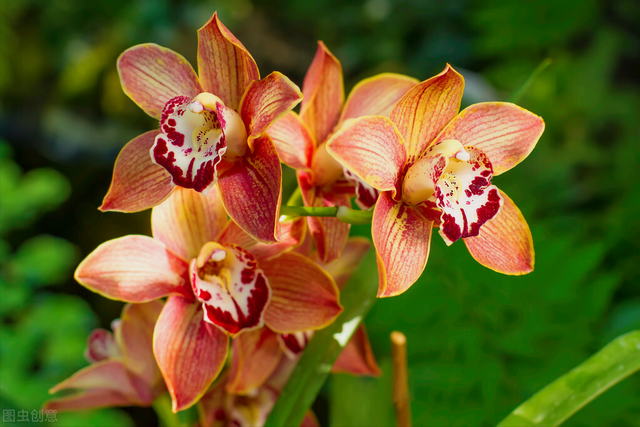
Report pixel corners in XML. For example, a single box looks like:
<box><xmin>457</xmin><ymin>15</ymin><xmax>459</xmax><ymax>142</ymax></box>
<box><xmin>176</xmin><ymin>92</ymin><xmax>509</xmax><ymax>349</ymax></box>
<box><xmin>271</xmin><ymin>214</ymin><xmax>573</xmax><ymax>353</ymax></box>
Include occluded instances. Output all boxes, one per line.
<box><xmin>326</xmin><ymin>115</ymin><xmax>406</xmax><ymax>194</ymax></box>
<box><xmin>217</xmin><ymin>217</ymin><xmax>306</xmax><ymax>261</ymax></box>
<box><xmin>267</xmin><ymin>111</ymin><xmax>315</xmax><ymax>170</ymax></box>
<box><xmin>464</xmin><ymin>189</ymin><xmax>534</xmax><ymax>274</ymax></box>
<box><xmin>434</xmin><ymin>102</ymin><xmax>545</xmax><ymax>175</ymax></box>
<box><xmin>100</xmin><ymin>131</ymin><xmax>174</xmax><ymax>213</ymax></box>
<box><xmin>262</xmin><ymin>252</ymin><xmax>342</xmax><ymax>333</ymax></box>
<box><xmin>227</xmin><ymin>328</ymin><xmax>282</xmax><ymax>394</ymax></box>
<box><xmin>298</xmin><ymin>171</ymin><xmax>350</xmax><ymax>263</ymax></box>
<box><xmin>373</xmin><ymin>192</ymin><xmax>433</xmax><ymax>297</ymax></box>
<box><xmin>115</xmin><ymin>301</ymin><xmax>164</xmax><ymax>394</ymax></box>
<box><xmin>390</xmin><ymin>64</ymin><xmax>465</xmax><ymax>161</ymax></box>
<box><xmin>118</xmin><ymin>44</ymin><xmax>203</xmax><ymax>119</ymax></box>
<box><xmin>152</xmin><ymin>187</ymin><xmax>228</xmax><ymax>260</ymax></box>
<box><xmin>49</xmin><ymin>360</ymin><xmax>139</xmax><ymax>400</ymax></box>
<box><xmin>340</xmin><ymin>73</ymin><xmax>419</xmax><ymax>122</ymax></box>
<box><xmin>44</xmin><ymin>389</ymin><xmax>135</xmax><ymax>412</ymax></box>
<box><xmin>299</xmin><ymin>42</ymin><xmax>344</xmax><ymax>144</ymax></box>
<box><xmin>239</xmin><ymin>71</ymin><xmax>303</xmax><ymax>142</ymax></box>
<box><xmin>154</xmin><ymin>295</ymin><xmax>229</xmax><ymax>412</ymax></box>
<box><xmin>317</xmin><ymin>237</ymin><xmax>371</xmax><ymax>289</ymax></box>
<box><xmin>217</xmin><ymin>134</ymin><xmax>283</xmax><ymax>243</ymax></box>
<box><xmin>332</xmin><ymin>325</ymin><xmax>381</xmax><ymax>377</ymax></box>
<box><xmin>75</xmin><ymin>235</ymin><xmax>191</xmax><ymax>302</ymax></box>
<box><xmin>191</xmin><ymin>244</ymin><xmax>271</xmax><ymax>336</ymax></box>
<box><xmin>85</xmin><ymin>329</ymin><xmax>120</xmax><ymax>363</ymax></box>
<box><xmin>197</xmin><ymin>12</ymin><xmax>260</xmax><ymax>110</ymax></box>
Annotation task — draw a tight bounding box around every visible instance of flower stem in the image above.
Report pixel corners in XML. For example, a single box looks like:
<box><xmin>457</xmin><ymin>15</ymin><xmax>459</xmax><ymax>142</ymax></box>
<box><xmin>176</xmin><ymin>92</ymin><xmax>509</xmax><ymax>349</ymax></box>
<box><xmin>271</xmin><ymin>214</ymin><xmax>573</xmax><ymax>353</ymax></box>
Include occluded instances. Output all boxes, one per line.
<box><xmin>509</xmin><ymin>58</ymin><xmax>552</xmax><ymax>103</ymax></box>
<box><xmin>391</xmin><ymin>331</ymin><xmax>412</xmax><ymax>427</ymax></box>
<box><xmin>280</xmin><ymin>205</ymin><xmax>374</xmax><ymax>225</ymax></box>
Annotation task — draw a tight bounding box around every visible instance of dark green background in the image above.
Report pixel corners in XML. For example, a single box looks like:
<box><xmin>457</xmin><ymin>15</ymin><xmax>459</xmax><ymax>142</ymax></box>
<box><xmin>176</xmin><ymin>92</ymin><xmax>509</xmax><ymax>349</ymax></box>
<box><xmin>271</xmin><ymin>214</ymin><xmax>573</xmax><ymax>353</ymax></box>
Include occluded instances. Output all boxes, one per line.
<box><xmin>1</xmin><ymin>0</ymin><xmax>639</xmax><ymax>425</ymax></box>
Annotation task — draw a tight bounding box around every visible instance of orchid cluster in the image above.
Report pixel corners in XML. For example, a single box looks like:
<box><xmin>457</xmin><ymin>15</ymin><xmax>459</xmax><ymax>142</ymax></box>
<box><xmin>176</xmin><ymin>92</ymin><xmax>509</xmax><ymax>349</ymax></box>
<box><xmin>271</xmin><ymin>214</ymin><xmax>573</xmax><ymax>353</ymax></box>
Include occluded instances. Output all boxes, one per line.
<box><xmin>46</xmin><ymin>11</ymin><xmax>544</xmax><ymax>425</ymax></box>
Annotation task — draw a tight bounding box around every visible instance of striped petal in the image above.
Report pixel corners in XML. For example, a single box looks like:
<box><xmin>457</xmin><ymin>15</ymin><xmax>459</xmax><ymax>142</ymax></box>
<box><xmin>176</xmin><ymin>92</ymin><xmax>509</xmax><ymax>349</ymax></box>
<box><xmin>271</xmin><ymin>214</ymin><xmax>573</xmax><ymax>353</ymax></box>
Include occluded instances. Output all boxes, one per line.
<box><xmin>340</xmin><ymin>73</ymin><xmax>419</xmax><ymax>122</ymax></box>
<box><xmin>464</xmin><ymin>189</ymin><xmax>534</xmax><ymax>274</ymax></box>
<box><xmin>152</xmin><ymin>187</ymin><xmax>228</xmax><ymax>260</ymax></box>
<box><xmin>191</xmin><ymin>244</ymin><xmax>271</xmax><ymax>336</ymax></box>
<box><xmin>227</xmin><ymin>328</ymin><xmax>282</xmax><ymax>394</ymax></box>
<box><xmin>217</xmin><ymin>217</ymin><xmax>306</xmax><ymax>261</ymax></box>
<box><xmin>267</xmin><ymin>111</ymin><xmax>315</xmax><ymax>170</ymax></box>
<box><xmin>217</xmin><ymin>134</ymin><xmax>282</xmax><ymax>243</ymax></box>
<box><xmin>75</xmin><ymin>236</ymin><xmax>191</xmax><ymax>302</ymax></box>
<box><xmin>154</xmin><ymin>295</ymin><xmax>229</xmax><ymax>412</ymax></box>
<box><xmin>115</xmin><ymin>301</ymin><xmax>164</xmax><ymax>393</ymax></box>
<box><xmin>239</xmin><ymin>72</ymin><xmax>303</xmax><ymax>143</ymax></box>
<box><xmin>317</xmin><ymin>237</ymin><xmax>371</xmax><ymax>289</ymax></box>
<box><xmin>434</xmin><ymin>102</ymin><xmax>545</xmax><ymax>175</ymax></box>
<box><xmin>100</xmin><ymin>131</ymin><xmax>174</xmax><ymax>213</ymax></box>
<box><xmin>326</xmin><ymin>115</ymin><xmax>406</xmax><ymax>194</ymax></box>
<box><xmin>332</xmin><ymin>325</ymin><xmax>381</xmax><ymax>377</ymax></box>
<box><xmin>299</xmin><ymin>42</ymin><xmax>344</xmax><ymax>144</ymax></box>
<box><xmin>390</xmin><ymin>64</ymin><xmax>464</xmax><ymax>161</ymax></box>
<box><xmin>373</xmin><ymin>192</ymin><xmax>433</xmax><ymax>297</ymax></box>
<box><xmin>49</xmin><ymin>360</ymin><xmax>137</xmax><ymax>397</ymax></box>
<box><xmin>197</xmin><ymin>12</ymin><xmax>259</xmax><ymax>110</ymax></box>
<box><xmin>44</xmin><ymin>389</ymin><xmax>134</xmax><ymax>412</ymax></box>
<box><xmin>118</xmin><ymin>44</ymin><xmax>203</xmax><ymax>119</ymax></box>
<box><xmin>261</xmin><ymin>252</ymin><xmax>342</xmax><ymax>333</ymax></box>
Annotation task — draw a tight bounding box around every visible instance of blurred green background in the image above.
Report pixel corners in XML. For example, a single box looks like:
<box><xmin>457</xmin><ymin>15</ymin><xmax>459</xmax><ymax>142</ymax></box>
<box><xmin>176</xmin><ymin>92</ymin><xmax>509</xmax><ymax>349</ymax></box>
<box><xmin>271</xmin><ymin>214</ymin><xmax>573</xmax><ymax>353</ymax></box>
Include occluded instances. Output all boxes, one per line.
<box><xmin>1</xmin><ymin>0</ymin><xmax>639</xmax><ymax>426</ymax></box>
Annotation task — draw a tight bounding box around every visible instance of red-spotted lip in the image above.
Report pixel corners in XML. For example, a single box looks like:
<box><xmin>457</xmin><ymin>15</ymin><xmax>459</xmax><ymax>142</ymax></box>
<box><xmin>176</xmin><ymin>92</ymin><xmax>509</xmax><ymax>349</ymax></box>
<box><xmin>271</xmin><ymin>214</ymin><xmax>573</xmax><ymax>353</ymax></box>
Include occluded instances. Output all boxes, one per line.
<box><xmin>190</xmin><ymin>243</ymin><xmax>271</xmax><ymax>336</ymax></box>
<box><xmin>151</xmin><ymin>95</ymin><xmax>227</xmax><ymax>193</ymax></box>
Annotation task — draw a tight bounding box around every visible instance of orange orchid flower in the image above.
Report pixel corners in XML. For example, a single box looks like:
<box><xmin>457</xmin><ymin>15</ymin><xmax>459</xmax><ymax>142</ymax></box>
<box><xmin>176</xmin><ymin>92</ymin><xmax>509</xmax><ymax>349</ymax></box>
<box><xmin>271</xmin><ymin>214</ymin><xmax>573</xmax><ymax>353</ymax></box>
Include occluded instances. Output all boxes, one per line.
<box><xmin>44</xmin><ymin>302</ymin><xmax>165</xmax><ymax>412</ymax></box>
<box><xmin>74</xmin><ymin>188</ymin><xmax>342</xmax><ymax>412</ymax></box>
<box><xmin>326</xmin><ymin>64</ymin><xmax>545</xmax><ymax>297</ymax></box>
<box><xmin>101</xmin><ymin>12</ymin><xmax>302</xmax><ymax>243</ymax></box>
<box><xmin>268</xmin><ymin>42</ymin><xmax>418</xmax><ymax>262</ymax></box>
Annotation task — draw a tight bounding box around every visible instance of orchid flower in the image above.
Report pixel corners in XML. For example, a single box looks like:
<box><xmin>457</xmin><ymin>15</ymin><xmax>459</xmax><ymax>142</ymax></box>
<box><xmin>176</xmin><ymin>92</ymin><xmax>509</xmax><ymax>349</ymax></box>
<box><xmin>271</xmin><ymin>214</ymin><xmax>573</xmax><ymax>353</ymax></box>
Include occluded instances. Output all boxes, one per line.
<box><xmin>101</xmin><ymin>12</ymin><xmax>302</xmax><ymax>243</ymax></box>
<box><xmin>268</xmin><ymin>42</ymin><xmax>418</xmax><ymax>261</ymax></box>
<box><xmin>327</xmin><ymin>64</ymin><xmax>545</xmax><ymax>297</ymax></box>
<box><xmin>74</xmin><ymin>187</ymin><xmax>342</xmax><ymax>412</ymax></box>
<box><xmin>44</xmin><ymin>302</ymin><xmax>165</xmax><ymax>411</ymax></box>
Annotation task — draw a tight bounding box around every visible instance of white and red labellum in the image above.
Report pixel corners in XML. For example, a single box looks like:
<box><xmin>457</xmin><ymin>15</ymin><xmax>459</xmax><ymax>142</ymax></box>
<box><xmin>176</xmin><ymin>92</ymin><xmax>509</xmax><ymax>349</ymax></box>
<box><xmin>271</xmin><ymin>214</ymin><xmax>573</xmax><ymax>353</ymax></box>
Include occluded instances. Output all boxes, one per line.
<box><xmin>151</xmin><ymin>93</ymin><xmax>248</xmax><ymax>194</ymax></box>
<box><xmin>278</xmin><ymin>331</ymin><xmax>314</xmax><ymax>358</ymax></box>
<box><xmin>403</xmin><ymin>139</ymin><xmax>503</xmax><ymax>245</ymax></box>
<box><xmin>190</xmin><ymin>242</ymin><xmax>271</xmax><ymax>336</ymax></box>
<box><xmin>84</xmin><ymin>328</ymin><xmax>121</xmax><ymax>363</ymax></box>
<box><xmin>343</xmin><ymin>167</ymin><xmax>379</xmax><ymax>209</ymax></box>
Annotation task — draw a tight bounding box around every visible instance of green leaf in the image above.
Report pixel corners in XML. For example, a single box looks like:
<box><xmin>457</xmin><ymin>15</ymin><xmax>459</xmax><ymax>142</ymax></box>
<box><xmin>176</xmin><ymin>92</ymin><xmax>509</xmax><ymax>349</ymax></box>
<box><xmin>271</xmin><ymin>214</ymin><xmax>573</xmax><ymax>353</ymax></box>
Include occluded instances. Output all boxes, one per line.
<box><xmin>498</xmin><ymin>330</ymin><xmax>640</xmax><ymax>427</ymax></box>
<box><xmin>8</xmin><ymin>235</ymin><xmax>79</xmax><ymax>287</ymax></box>
<box><xmin>264</xmin><ymin>250</ymin><xmax>378</xmax><ymax>427</ymax></box>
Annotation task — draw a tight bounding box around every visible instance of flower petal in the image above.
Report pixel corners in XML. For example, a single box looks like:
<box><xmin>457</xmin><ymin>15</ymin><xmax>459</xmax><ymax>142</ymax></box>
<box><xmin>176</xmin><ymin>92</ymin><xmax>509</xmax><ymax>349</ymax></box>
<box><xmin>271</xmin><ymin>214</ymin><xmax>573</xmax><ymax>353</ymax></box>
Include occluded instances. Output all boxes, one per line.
<box><xmin>298</xmin><ymin>171</ymin><xmax>350</xmax><ymax>263</ymax></box>
<box><xmin>84</xmin><ymin>329</ymin><xmax>119</xmax><ymax>363</ymax></box>
<box><xmin>227</xmin><ymin>328</ymin><xmax>282</xmax><ymax>394</ymax></box>
<box><xmin>118</xmin><ymin>44</ymin><xmax>203</xmax><ymax>119</ymax></box>
<box><xmin>197</xmin><ymin>12</ymin><xmax>260</xmax><ymax>110</ymax></box>
<box><xmin>239</xmin><ymin>71</ymin><xmax>303</xmax><ymax>143</ymax></box>
<box><xmin>191</xmin><ymin>244</ymin><xmax>271</xmax><ymax>336</ymax></box>
<box><xmin>340</xmin><ymin>73</ymin><xmax>419</xmax><ymax>122</ymax></box>
<box><xmin>261</xmin><ymin>252</ymin><xmax>342</xmax><ymax>333</ymax></box>
<box><xmin>152</xmin><ymin>187</ymin><xmax>228</xmax><ymax>260</ymax></box>
<box><xmin>196</xmin><ymin>374</ymin><xmax>227</xmax><ymax>427</ymax></box>
<box><xmin>49</xmin><ymin>360</ymin><xmax>139</xmax><ymax>399</ymax></box>
<box><xmin>434</xmin><ymin>102</ymin><xmax>545</xmax><ymax>175</ymax></box>
<box><xmin>44</xmin><ymin>389</ymin><xmax>134</xmax><ymax>412</ymax></box>
<box><xmin>464</xmin><ymin>189</ymin><xmax>534</xmax><ymax>274</ymax></box>
<box><xmin>317</xmin><ymin>237</ymin><xmax>371</xmax><ymax>289</ymax></box>
<box><xmin>326</xmin><ymin>115</ymin><xmax>406</xmax><ymax>194</ymax></box>
<box><xmin>267</xmin><ymin>111</ymin><xmax>315</xmax><ymax>169</ymax></box>
<box><xmin>390</xmin><ymin>64</ymin><xmax>464</xmax><ymax>161</ymax></box>
<box><xmin>299</xmin><ymin>42</ymin><xmax>344</xmax><ymax>144</ymax></box>
<box><xmin>115</xmin><ymin>301</ymin><xmax>164</xmax><ymax>393</ymax></box>
<box><xmin>154</xmin><ymin>295</ymin><xmax>229</xmax><ymax>412</ymax></box>
<box><xmin>100</xmin><ymin>131</ymin><xmax>174</xmax><ymax>213</ymax></box>
<box><xmin>278</xmin><ymin>331</ymin><xmax>313</xmax><ymax>357</ymax></box>
<box><xmin>75</xmin><ymin>236</ymin><xmax>191</xmax><ymax>302</ymax></box>
<box><xmin>332</xmin><ymin>325</ymin><xmax>381</xmax><ymax>377</ymax></box>
<box><xmin>217</xmin><ymin>217</ymin><xmax>306</xmax><ymax>261</ymax></box>
<box><xmin>373</xmin><ymin>192</ymin><xmax>433</xmax><ymax>297</ymax></box>
<box><xmin>217</xmin><ymin>134</ymin><xmax>282</xmax><ymax>243</ymax></box>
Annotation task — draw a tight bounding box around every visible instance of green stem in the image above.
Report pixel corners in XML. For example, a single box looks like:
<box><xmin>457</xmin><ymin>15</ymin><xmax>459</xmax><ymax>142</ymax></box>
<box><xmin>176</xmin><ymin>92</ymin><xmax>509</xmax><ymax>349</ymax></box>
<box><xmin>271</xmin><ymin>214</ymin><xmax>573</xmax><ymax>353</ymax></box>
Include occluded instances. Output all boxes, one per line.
<box><xmin>280</xmin><ymin>205</ymin><xmax>374</xmax><ymax>225</ymax></box>
<box><xmin>152</xmin><ymin>393</ymin><xmax>185</xmax><ymax>427</ymax></box>
<box><xmin>264</xmin><ymin>250</ymin><xmax>379</xmax><ymax>427</ymax></box>
<box><xmin>509</xmin><ymin>58</ymin><xmax>552</xmax><ymax>104</ymax></box>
